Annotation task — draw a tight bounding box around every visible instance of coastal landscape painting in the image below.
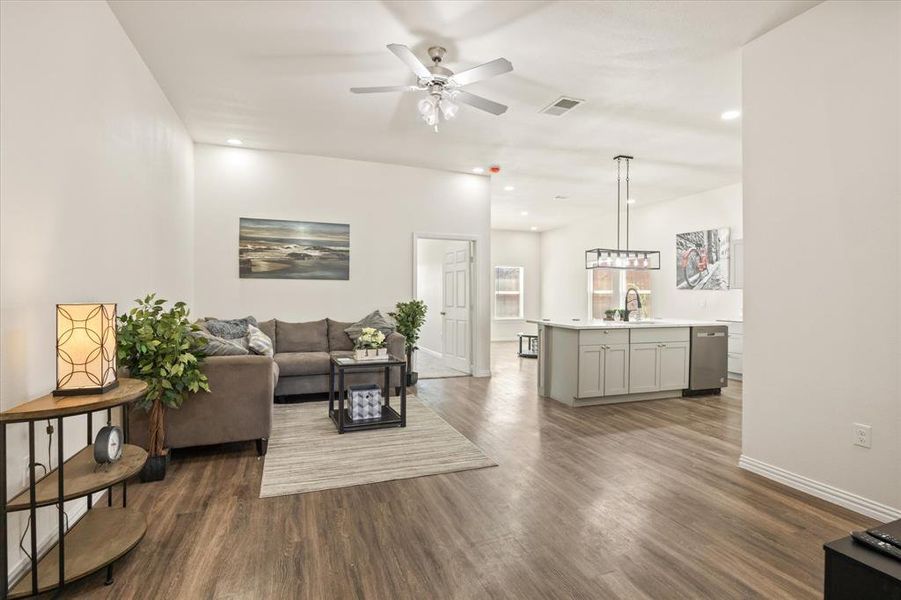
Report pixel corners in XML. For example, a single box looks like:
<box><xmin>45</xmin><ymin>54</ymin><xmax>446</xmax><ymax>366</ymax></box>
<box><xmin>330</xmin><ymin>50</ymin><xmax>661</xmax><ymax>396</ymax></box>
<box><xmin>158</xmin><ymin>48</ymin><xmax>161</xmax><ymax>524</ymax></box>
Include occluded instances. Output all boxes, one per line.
<box><xmin>239</xmin><ymin>218</ymin><xmax>349</xmax><ymax>280</ymax></box>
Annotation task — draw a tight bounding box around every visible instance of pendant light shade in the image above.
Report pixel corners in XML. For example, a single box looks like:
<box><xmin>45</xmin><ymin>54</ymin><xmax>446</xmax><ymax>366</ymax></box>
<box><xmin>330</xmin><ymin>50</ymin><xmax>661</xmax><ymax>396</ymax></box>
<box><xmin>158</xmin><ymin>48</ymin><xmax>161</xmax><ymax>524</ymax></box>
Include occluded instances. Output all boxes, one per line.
<box><xmin>586</xmin><ymin>155</ymin><xmax>660</xmax><ymax>271</ymax></box>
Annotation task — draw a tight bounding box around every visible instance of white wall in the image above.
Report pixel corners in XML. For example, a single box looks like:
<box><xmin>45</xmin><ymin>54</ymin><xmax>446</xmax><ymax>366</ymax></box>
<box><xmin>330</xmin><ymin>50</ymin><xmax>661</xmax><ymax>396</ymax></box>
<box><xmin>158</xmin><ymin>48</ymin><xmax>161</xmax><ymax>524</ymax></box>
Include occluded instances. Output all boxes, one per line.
<box><xmin>540</xmin><ymin>184</ymin><xmax>743</xmax><ymax>322</ymax></box>
<box><xmin>416</xmin><ymin>238</ymin><xmax>468</xmax><ymax>355</ymax></box>
<box><xmin>491</xmin><ymin>230</ymin><xmax>541</xmax><ymax>340</ymax></box>
<box><xmin>742</xmin><ymin>0</ymin><xmax>901</xmax><ymax>519</ymax></box>
<box><xmin>0</xmin><ymin>0</ymin><xmax>195</xmax><ymax>580</ymax></box>
<box><xmin>193</xmin><ymin>144</ymin><xmax>492</xmax><ymax>375</ymax></box>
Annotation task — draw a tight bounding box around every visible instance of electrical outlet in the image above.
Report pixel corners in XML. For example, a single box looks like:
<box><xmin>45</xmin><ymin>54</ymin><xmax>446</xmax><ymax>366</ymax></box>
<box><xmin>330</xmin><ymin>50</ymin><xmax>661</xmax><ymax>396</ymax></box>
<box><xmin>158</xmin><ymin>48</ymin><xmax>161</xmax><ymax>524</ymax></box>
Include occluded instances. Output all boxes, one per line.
<box><xmin>853</xmin><ymin>423</ymin><xmax>872</xmax><ymax>448</ymax></box>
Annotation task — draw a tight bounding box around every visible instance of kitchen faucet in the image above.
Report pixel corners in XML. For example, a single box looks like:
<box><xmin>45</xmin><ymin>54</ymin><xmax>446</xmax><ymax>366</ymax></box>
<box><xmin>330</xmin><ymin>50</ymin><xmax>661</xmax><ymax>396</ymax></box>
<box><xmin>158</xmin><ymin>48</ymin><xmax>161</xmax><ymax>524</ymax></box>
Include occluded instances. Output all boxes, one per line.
<box><xmin>624</xmin><ymin>287</ymin><xmax>642</xmax><ymax>322</ymax></box>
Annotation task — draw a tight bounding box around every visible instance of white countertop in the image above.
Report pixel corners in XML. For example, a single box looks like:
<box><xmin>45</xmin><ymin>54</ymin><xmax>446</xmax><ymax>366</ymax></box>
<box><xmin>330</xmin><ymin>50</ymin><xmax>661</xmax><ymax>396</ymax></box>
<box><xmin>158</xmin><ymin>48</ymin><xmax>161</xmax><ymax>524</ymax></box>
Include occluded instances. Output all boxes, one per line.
<box><xmin>526</xmin><ymin>318</ymin><xmax>727</xmax><ymax>330</ymax></box>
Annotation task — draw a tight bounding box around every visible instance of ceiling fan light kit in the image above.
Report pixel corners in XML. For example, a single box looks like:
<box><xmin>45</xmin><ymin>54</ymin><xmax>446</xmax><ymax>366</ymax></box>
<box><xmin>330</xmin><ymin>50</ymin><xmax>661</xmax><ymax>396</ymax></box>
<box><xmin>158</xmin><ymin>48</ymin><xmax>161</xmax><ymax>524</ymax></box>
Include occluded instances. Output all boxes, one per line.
<box><xmin>585</xmin><ymin>155</ymin><xmax>661</xmax><ymax>271</ymax></box>
<box><xmin>350</xmin><ymin>43</ymin><xmax>513</xmax><ymax>131</ymax></box>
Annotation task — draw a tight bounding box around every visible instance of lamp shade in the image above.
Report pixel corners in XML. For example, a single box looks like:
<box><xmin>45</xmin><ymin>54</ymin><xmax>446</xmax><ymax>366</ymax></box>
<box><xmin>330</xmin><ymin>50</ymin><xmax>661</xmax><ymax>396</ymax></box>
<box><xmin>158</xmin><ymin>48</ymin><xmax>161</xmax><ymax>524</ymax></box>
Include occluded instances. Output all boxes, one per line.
<box><xmin>54</xmin><ymin>303</ymin><xmax>118</xmax><ymax>396</ymax></box>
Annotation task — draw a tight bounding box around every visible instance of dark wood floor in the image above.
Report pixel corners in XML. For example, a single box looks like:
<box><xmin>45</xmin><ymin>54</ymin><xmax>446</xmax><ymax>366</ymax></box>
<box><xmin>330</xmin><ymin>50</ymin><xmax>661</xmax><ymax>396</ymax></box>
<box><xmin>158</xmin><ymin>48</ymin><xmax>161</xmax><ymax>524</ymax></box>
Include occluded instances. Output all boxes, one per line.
<box><xmin>60</xmin><ymin>342</ymin><xmax>874</xmax><ymax>599</ymax></box>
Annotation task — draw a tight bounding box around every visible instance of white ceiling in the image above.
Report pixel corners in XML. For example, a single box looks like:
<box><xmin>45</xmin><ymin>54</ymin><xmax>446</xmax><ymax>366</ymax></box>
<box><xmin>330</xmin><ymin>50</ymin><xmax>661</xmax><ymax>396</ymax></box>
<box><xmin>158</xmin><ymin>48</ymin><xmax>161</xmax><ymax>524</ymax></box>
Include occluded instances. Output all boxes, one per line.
<box><xmin>109</xmin><ymin>0</ymin><xmax>817</xmax><ymax>231</ymax></box>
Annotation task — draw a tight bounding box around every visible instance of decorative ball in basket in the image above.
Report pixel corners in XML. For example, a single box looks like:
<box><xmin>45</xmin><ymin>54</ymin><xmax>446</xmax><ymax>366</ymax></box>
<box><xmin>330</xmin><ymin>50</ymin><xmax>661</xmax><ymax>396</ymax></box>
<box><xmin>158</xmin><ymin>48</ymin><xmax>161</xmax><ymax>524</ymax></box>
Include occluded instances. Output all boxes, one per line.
<box><xmin>354</xmin><ymin>327</ymin><xmax>388</xmax><ymax>361</ymax></box>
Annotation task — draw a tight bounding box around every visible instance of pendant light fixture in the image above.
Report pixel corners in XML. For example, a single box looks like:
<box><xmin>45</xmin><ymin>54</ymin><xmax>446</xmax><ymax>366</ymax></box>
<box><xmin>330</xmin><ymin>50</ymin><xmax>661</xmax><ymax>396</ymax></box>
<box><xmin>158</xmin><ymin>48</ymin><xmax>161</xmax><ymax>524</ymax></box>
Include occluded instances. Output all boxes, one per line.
<box><xmin>585</xmin><ymin>155</ymin><xmax>661</xmax><ymax>270</ymax></box>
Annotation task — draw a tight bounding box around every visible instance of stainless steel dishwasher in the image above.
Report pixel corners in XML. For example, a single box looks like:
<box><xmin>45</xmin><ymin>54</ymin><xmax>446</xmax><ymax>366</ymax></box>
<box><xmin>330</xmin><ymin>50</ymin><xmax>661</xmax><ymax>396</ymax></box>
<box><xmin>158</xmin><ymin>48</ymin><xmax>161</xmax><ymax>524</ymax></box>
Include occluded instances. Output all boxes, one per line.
<box><xmin>686</xmin><ymin>326</ymin><xmax>728</xmax><ymax>395</ymax></box>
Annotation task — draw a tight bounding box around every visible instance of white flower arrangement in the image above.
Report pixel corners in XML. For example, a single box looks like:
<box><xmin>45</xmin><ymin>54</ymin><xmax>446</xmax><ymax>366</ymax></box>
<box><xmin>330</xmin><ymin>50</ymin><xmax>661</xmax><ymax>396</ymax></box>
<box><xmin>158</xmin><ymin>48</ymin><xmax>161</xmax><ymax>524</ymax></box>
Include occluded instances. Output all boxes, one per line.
<box><xmin>355</xmin><ymin>327</ymin><xmax>386</xmax><ymax>350</ymax></box>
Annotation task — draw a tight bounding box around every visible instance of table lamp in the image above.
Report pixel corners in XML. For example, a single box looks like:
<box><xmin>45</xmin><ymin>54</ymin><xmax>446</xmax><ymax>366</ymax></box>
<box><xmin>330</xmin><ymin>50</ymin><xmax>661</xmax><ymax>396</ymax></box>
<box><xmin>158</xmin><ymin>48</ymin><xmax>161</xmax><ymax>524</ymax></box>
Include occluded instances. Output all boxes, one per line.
<box><xmin>54</xmin><ymin>303</ymin><xmax>118</xmax><ymax>396</ymax></box>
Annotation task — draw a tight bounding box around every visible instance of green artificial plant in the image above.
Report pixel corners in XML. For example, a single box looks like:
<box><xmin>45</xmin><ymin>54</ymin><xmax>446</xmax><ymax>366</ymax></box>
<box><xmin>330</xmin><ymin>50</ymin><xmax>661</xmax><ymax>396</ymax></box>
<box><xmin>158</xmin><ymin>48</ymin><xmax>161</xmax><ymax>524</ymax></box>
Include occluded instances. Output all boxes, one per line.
<box><xmin>117</xmin><ymin>294</ymin><xmax>210</xmax><ymax>457</ymax></box>
<box><xmin>389</xmin><ymin>299</ymin><xmax>428</xmax><ymax>368</ymax></box>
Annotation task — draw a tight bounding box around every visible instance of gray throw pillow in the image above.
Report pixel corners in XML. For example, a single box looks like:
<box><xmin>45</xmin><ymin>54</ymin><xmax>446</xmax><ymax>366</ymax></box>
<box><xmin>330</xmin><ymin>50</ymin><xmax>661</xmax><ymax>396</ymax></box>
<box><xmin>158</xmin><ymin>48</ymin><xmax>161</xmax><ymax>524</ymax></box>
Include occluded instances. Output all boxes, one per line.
<box><xmin>344</xmin><ymin>310</ymin><xmax>397</xmax><ymax>341</ymax></box>
<box><xmin>205</xmin><ymin>316</ymin><xmax>258</xmax><ymax>340</ymax></box>
<box><xmin>192</xmin><ymin>329</ymin><xmax>249</xmax><ymax>356</ymax></box>
<box><xmin>246</xmin><ymin>324</ymin><xmax>274</xmax><ymax>357</ymax></box>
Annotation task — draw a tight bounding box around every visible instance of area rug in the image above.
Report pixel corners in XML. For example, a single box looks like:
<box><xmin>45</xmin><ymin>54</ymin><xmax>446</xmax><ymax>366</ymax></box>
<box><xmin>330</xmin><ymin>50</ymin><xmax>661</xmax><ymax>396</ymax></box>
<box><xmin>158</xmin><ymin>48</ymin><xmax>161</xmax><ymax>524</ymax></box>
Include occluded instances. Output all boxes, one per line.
<box><xmin>259</xmin><ymin>396</ymin><xmax>496</xmax><ymax>498</ymax></box>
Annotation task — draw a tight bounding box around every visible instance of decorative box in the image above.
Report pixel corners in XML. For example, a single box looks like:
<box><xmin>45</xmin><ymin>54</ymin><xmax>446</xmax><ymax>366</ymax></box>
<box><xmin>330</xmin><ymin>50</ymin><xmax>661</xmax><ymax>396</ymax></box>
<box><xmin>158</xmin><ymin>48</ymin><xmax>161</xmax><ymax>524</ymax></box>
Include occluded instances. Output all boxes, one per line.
<box><xmin>354</xmin><ymin>347</ymin><xmax>387</xmax><ymax>361</ymax></box>
<box><xmin>348</xmin><ymin>384</ymin><xmax>382</xmax><ymax>421</ymax></box>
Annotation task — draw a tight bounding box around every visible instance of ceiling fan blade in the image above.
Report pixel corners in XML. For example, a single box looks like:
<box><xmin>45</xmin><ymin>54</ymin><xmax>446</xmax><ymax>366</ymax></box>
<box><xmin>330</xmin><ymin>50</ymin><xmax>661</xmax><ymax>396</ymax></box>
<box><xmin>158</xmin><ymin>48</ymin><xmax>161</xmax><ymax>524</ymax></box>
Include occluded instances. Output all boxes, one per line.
<box><xmin>386</xmin><ymin>43</ymin><xmax>431</xmax><ymax>79</ymax></box>
<box><xmin>350</xmin><ymin>85</ymin><xmax>420</xmax><ymax>94</ymax></box>
<box><xmin>453</xmin><ymin>90</ymin><xmax>508</xmax><ymax>115</ymax></box>
<box><xmin>450</xmin><ymin>57</ymin><xmax>513</xmax><ymax>87</ymax></box>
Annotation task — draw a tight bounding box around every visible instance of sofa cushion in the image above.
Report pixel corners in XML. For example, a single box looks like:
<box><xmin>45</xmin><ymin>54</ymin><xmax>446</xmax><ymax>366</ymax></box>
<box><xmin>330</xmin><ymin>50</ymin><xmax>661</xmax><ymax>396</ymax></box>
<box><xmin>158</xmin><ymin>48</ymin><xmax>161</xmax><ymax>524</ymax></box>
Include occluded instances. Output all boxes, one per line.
<box><xmin>344</xmin><ymin>310</ymin><xmax>396</xmax><ymax>342</ymax></box>
<box><xmin>205</xmin><ymin>316</ymin><xmax>257</xmax><ymax>339</ymax></box>
<box><xmin>191</xmin><ymin>329</ymin><xmax>249</xmax><ymax>356</ymax></box>
<box><xmin>246</xmin><ymin>324</ymin><xmax>274</xmax><ymax>357</ymax></box>
<box><xmin>275</xmin><ymin>351</ymin><xmax>331</xmax><ymax>377</ymax></box>
<box><xmin>257</xmin><ymin>319</ymin><xmax>276</xmax><ymax>347</ymax></box>
<box><xmin>276</xmin><ymin>319</ymin><xmax>328</xmax><ymax>353</ymax></box>
<box><xmin>327</xmin><ymin>319</ymin><xmax>355</xmax><ymax>351</ymax></box>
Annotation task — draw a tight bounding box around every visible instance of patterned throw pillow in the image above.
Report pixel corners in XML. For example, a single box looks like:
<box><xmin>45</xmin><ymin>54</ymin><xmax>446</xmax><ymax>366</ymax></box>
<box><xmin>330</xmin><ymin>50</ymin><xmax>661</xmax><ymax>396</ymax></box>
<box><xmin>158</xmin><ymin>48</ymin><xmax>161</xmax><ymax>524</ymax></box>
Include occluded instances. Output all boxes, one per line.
<box><xmin>191</xmin><ymin>329</ymin><xmax>249</xmax><ymax>356</ymax></box>
<box><xmin>205</xmin><ymin>316</ymin><xmax>258</xmax><ymax>340</ymax></box>
<box><xmin>246</xmin><ymin>324</ymin><xmax>274</xmax><ymax>357</ymax></box>
<box><xmin>344</xmin><ymin>310</ymin><xmax>397</xmax><ymax>342</ymax></box>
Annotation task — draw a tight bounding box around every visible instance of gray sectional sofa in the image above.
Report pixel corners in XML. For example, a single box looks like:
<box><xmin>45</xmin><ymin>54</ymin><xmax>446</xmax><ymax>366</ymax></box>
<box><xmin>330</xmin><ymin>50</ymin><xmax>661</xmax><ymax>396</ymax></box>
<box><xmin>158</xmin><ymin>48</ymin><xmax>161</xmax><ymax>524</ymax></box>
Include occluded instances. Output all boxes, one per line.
<box><xmin>129</xmin><ymin>318</ymin><xmax>405</xmax><ymax>456</ymax></box>
<box><xmin>261</xmin><ymin>318</ymin><xmax>405</xmax><ymax>399</ymax></box>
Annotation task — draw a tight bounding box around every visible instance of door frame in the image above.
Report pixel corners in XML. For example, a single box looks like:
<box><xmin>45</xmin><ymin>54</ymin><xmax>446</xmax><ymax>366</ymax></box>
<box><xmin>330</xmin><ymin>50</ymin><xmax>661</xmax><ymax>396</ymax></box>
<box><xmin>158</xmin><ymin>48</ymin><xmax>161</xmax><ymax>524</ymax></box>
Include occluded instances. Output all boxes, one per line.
<box><xmin>412</xmin><ymin>232</ymin><xmax>480</xmax><ymax>376</ymax></box>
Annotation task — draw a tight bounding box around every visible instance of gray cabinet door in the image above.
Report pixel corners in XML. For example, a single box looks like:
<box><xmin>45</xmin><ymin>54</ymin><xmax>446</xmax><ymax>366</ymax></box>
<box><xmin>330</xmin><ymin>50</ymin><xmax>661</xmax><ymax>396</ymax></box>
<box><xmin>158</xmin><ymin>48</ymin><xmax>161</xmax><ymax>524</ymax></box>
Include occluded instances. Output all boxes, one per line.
<box><xmin>603</xmin><ymin>343</ymin><xmax>629</xmax><ymax>396</ymax></box>
<box><xmin>659</xmin><ymin>342</ymin><xmax>690</xmax><ymax>390</ymax></box>
<box><xmin>629</xmin><ymin>343</ymin><xmax>660</xmax><ymax>393</ymax></box>
<box><xmin>578</xmin><ymin>345</ymin><xmax>604</xmax><ymax>398</ymax></box>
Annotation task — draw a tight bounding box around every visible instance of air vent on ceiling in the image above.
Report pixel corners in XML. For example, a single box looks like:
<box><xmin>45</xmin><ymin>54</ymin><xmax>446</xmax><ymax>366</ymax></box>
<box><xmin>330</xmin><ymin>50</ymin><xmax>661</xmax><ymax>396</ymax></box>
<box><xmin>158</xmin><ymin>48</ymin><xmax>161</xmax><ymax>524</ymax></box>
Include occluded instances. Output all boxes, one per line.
<box><xmin>540</xmin><ymin>96</ymin><xmax>584</xmax><ymax>116</ymax></box>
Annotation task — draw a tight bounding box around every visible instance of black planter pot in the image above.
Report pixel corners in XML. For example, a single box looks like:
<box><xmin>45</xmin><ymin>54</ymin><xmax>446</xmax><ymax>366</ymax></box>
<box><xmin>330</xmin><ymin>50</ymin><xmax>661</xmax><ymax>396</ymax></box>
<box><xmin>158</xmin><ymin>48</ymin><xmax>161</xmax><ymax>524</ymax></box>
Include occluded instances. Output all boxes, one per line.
<box><xmin>139</xmin><ymin>450</ymin><xmax>171</xmax><ymax>482</ymax></box>
<box><xmin>406</xmin><ymin>371</ymin><xmax>419</xmax><ymax>386</ymax></box>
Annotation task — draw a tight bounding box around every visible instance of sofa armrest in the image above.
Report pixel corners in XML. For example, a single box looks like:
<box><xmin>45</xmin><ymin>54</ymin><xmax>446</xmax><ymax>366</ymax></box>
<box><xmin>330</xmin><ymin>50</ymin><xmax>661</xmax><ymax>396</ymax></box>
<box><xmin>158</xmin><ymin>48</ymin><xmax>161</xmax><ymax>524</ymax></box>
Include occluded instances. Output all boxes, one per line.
<box><xmin>203</xmin><ymin>355</ymin><xmax>276</xmax><ymax>391</ymax></box>
<box><xmin>387</xmin><ymin>332</ymin><xmax>406</xmax><ymax>361</ymax></box>
<box><xmin>129</xmin><ymin>354</ymin><xmax>275</xmax><ymax>450</ymax></box>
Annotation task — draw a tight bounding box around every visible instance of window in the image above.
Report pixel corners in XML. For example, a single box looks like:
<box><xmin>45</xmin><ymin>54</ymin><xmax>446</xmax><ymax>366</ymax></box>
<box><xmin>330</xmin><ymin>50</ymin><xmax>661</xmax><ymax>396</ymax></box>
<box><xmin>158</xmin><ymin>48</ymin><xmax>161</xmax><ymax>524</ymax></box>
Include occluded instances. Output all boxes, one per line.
<box><xmin>590</xmin><ymin>269</ymin><xmax>653</xmax><ymax>320</ymax></box>
<box><xmin>590</xmin><ymin>269</ymin><xmax>616</xmax><ymax>319</ymax></box>
<box><xmin>624</xmin><ymin>270</ymin><xmax>653</xmax><ymax>320</ymax></box>
<box><xmin>494</xmin><ymin>266</ymin><xmax>524</xmax><ymax>319</ymax></box>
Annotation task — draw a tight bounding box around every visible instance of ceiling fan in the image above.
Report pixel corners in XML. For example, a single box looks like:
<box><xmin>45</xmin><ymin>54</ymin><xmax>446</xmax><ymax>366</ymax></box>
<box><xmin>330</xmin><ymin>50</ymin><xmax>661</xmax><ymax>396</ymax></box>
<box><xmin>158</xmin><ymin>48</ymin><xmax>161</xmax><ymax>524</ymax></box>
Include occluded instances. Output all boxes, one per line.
<box><xmin>350</xmin><ymin>44</ymin><xmax>513</xmax><ymax>131</ymax></box>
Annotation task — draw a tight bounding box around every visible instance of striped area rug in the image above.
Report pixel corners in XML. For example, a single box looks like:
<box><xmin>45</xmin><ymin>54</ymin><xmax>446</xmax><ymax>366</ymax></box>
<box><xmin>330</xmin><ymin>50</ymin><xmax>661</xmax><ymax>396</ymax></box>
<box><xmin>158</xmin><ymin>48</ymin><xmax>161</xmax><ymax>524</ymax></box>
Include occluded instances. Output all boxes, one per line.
<box><xmin>259</xmin><ymin>396</ymin><xmax>496</xmax><ymax>498</ymax></box>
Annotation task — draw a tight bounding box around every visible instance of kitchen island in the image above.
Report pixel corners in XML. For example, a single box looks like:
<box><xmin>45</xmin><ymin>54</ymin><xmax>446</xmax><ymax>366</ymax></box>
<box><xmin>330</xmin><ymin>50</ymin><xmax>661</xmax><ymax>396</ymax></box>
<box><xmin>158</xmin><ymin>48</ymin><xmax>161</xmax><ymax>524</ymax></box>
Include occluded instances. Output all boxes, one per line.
<box><xmin>528</xmin><ymin>319</ymin><xmax>727</xmax><ymax>407</ymax></box>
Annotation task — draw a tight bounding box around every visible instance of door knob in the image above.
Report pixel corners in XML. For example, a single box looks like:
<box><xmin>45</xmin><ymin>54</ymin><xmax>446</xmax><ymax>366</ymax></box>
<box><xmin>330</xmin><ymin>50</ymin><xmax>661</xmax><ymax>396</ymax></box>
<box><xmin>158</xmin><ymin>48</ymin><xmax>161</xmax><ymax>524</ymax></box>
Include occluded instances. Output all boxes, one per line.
<box><xmin>440</xmin><ymin>311</ymin><xmax>446</xmax><ymax>316</ymax></box>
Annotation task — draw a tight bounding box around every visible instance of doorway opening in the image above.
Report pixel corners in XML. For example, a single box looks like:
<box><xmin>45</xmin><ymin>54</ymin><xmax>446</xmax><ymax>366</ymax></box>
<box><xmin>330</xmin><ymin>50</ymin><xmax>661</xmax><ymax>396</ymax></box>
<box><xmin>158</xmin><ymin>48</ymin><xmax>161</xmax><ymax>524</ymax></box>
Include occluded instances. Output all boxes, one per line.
<box><xmin>413</xmin><ymin>236</ymin><xmax>475</xmax><ymax>379</ymax></box>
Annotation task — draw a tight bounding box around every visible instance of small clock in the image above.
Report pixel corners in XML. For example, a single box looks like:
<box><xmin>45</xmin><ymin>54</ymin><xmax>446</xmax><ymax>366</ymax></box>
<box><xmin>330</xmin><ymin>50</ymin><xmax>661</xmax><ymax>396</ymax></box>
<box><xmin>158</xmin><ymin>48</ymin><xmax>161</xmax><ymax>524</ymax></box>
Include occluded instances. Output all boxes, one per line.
<box><xmin>94</xmin><ymin>425</ymin><xmax>123</xmax><ymax>464</ymax></box>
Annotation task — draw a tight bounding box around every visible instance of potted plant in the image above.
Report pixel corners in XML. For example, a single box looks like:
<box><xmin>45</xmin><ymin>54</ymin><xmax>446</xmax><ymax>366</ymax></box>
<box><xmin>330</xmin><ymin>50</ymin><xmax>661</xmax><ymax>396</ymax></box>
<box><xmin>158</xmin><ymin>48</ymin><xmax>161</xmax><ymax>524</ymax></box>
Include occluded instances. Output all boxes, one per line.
<box><xmin>389</xmin><ymin>300</ymin><xmax>427</xmax><ymax>386</ymax></box>
<box><xmin>117</xmin><ymin>294</ymin><xmax>210</xmax><ymax>481</ymax></box>
<box><xmin>354</xmin><ymin>327</ymin><xmax>387</xmax><ymax>360</ymax></box>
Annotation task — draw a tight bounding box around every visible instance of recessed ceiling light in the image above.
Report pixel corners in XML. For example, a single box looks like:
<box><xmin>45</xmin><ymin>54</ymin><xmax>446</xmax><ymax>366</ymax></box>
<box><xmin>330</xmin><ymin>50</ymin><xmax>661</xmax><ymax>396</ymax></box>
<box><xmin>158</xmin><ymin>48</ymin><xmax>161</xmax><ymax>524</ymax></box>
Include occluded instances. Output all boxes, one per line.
<box><xmin>504</xmin><ymin>185</ymin><xmax>515</xmax><ymax>191</ymax></box>
<box><xmin>227</xmin><ymin>138</ymin><xmax>243</xmax><ymax>145</ymax></box>
<box><xmin>520</xmin><ymin>211</ymin><xmax>529</xmax><ymax>216</ymax></box>
<box><xmin>626</xmin><ymin>198</ymin><xmax>636</xmax><ymax>204</ymax></box>
<box><xmin>721</xmin><ymin>110</ymin><xmax>741</xmax><ymax>121</ymax></box>
<box><xmin>472</xmin><ymin>167</ymin><xmax>484</xmax><ymax>174</ymax></box>
<box><xmin>530</xmin><ymin>226</ymin><xmax>538</xmax><ymax>231</ymax></box>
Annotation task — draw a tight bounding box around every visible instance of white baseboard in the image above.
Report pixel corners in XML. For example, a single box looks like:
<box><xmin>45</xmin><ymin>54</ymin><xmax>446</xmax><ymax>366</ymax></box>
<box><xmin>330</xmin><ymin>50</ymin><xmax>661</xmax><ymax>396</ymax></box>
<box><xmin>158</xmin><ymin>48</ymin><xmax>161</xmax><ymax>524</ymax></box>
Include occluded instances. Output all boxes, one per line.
<box><xmin>473</xmin><ymin>369</ymin><xmax>491</xmax><ymax>378</ymax></box>
<box><xmin>7</xmin><ymin>493</ymin><xmax>97</xmax><ymax>585</ymax></box>
<box><xmin>416</xmin><ymin>347</ymin><xmax>442</xmax><ymax>359</ymax></box>
<box><xmin>738</xmin><ymin>455</ymin><xmax>901</xmax><ymax>522</ymax></box>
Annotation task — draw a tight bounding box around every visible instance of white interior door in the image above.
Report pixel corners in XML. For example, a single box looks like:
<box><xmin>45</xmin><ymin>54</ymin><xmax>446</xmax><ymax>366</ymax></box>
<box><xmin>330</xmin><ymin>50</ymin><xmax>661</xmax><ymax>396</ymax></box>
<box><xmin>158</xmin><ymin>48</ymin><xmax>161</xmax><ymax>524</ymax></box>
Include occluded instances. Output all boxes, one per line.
<box><xmin>441</xmin><ymin>244</ymin><xmax>471</xmax><ymax>373</ymax></box>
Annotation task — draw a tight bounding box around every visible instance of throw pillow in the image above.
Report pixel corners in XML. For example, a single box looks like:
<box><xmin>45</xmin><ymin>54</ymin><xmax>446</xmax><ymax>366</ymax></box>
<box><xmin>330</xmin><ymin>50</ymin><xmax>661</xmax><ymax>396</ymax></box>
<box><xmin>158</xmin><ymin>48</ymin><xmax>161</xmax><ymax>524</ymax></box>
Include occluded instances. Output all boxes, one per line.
<box><xmin>344</xmin><ymin>310</ymin><xmax>397</xmax><ymax>342</ymax></box>
<box><xmin>192</xmin><ymin>329</ymin><xmax>249</xmax><ymax>356</ymax></box>
<box><xmin>246</xmin><ymin>324</ymin><xmax>274</xmax><ymax>357</ymax></box>
<box><xmin>205</xmin><ymin>316</ymin><xmax>258</xmax><ymax>340</ymax></box>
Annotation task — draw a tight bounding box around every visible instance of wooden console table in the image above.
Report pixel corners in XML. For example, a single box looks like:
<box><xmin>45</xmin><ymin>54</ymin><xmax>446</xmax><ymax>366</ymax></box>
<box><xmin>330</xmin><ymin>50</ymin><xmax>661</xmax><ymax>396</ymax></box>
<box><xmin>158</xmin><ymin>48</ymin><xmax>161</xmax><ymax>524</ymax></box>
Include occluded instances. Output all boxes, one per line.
<box><xmin>1</xmin><ymin>378</ymin><xmax>148</xmax><ymax>598</ymax></box>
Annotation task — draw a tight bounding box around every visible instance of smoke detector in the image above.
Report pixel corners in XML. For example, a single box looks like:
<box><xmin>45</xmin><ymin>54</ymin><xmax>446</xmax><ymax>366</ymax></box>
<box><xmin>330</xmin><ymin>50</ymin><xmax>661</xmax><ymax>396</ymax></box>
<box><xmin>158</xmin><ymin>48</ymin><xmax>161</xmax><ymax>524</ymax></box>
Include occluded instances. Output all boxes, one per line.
<box><xmin>540</xmin><ymin>96</ymin><xmax>584</xmax><ymax>116</ymax></box>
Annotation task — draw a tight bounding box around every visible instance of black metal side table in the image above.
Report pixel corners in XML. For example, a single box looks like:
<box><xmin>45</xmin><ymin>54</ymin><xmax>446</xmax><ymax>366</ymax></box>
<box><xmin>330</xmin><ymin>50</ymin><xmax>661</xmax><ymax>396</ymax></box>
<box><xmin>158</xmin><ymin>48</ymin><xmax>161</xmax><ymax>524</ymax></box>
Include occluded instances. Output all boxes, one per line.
<box><xmin>328</xmin><ymin>355</ymin><xmax>407</xmax><ymax>434</ymax></box>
